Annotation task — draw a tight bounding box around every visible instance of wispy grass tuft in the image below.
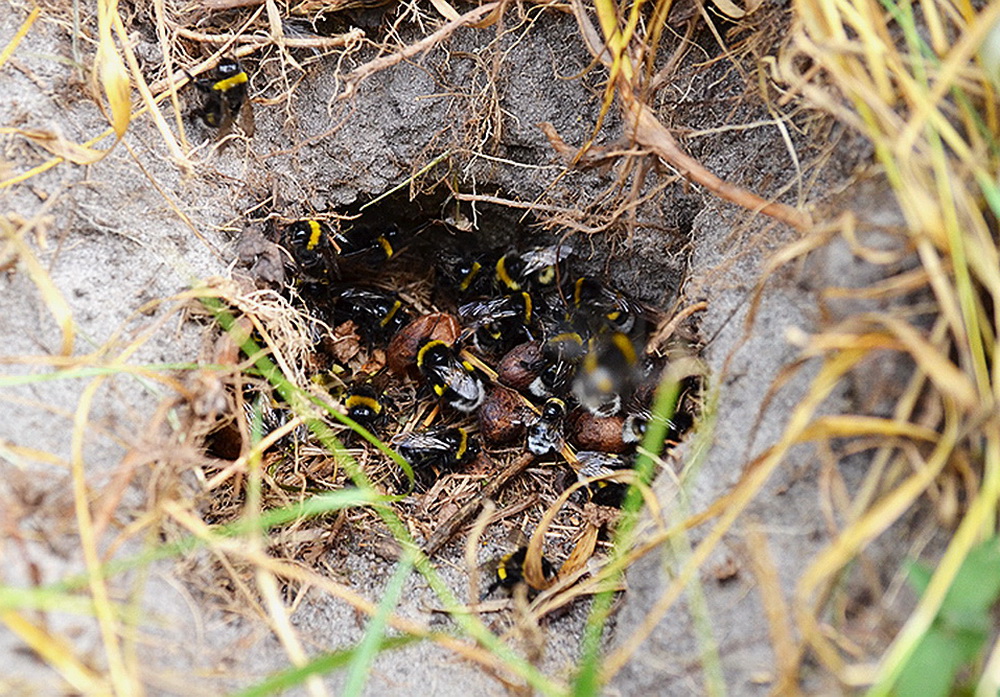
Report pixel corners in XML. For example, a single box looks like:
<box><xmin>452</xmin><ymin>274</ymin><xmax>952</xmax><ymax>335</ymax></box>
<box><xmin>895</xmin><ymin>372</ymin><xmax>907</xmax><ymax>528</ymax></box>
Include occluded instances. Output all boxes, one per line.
<box><xmin>766</xmin><ymin>0</ymin><xmax>1000</xmax><ymax>692</ymax></box>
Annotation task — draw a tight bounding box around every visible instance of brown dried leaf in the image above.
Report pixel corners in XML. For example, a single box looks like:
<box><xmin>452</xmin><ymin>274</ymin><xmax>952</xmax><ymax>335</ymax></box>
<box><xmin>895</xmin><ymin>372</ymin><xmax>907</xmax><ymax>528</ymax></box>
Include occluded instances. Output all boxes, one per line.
<box><xmin>15</xmin><ymin>128</ymin><xmax>105</xmax><ymax>165</ymax></box>
<box><xmin>329</xmin><ymin>321</ymin><xmax>363</xmax><ymax>364</ymax></box>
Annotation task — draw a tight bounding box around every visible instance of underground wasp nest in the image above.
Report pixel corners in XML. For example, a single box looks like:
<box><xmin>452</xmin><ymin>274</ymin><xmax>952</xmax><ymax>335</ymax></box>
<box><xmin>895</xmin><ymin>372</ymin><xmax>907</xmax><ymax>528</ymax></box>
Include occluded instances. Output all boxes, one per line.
<box><xmin>214</xmin><ymin>187</ymin><xmax>702</xmax><ymax>598</ymax></box>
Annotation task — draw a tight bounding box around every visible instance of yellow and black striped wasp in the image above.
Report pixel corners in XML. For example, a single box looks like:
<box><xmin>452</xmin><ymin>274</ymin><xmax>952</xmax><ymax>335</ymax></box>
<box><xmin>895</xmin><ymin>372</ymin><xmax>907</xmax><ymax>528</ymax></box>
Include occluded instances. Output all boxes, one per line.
<box><xmin>481</xmin><ymin>530</ymin><xmax>557</xmax><ymax>600</ymax></box>
<box><xmin>283</xmin><ymin>219</ymin><xmax>339</xmax><ymax>281</ymax></box>
<box><xmin>572</xmin><ymin>331</ymin><xmax>641</xmax><ymax>417</ymax></box>
<box><xmin>191</xmin><ymin>57</ymin><xmax>255</xmax><ymax>139</ymax></box>
<box><xmin>393</xmin><ymin>426</ymin><xmax>479</xmax><ymax>484</ymax></box>
<box><xmin>416</xmin><ymin>339</ymin><xmax>486</xmax><ymax>413</ymax></box>
<box><xmin>344</xmin><ymin>384</ymin><xmax>388</xmax><ymax>432</ymax></box>
<box><xmin>458</xmin><ymin>291</ymin><xmax>535</xmax><ymax>355</ymax></box>
<box><xmin>526</xmin><ymin>397</ymin><xmax>566</xmax><ymax>456</ymax></box>
<box><xmin>493</xmin><ymin>243</ymin><xmax>574</xmax><ymax>292</ymax></box>
<box><xmin>333</xmin><ymin>287</ymin><xmax>411</xmax><ymax>345</ymax></box>
<box><xmin>576</xmin><ymin>450</ymin><xmax>631</xmax><ymax>508</ymax></box>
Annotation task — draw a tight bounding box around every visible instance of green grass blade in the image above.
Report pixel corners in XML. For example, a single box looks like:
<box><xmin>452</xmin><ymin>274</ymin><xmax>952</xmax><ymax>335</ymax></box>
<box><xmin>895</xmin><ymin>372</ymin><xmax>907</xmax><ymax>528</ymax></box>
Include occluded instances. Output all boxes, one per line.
<box><xmin>572</xmin><ymin>369</ymin><xmax>683</xmax><ymax>695</ymax></box>
<box><xmin>229</xmin><ymin>635</ymin><xmax>421</xmax><ymax>697</ymax></box>
<box><xmin>343</xmin><ymin>547</ymin><xmax>417</xmax><ymax>696</ymax></box>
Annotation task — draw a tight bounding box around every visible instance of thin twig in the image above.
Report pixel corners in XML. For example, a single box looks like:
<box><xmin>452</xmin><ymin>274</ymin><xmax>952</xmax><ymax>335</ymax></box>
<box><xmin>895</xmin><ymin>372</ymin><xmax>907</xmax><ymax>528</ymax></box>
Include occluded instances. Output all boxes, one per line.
<box><xmin>423</xmin><ymin>452</ymin><xmax>535</xmax><ymax>556</ymax></box>
<box><xmin>175</xmin><ymin>25</ymin><xmax>364</xmax><ymax>49</ymax></box>
<box><xmin>453</xmin><ymin>192</ymin><xmax>592</xmax><ymax>217</ymax></box>
<box><xmin>568</xmin><ymin>0</ymin><xmax>812</xmax><ymax>232</ymax></box>
<box><xmin>647</xmin><ymin>300</ymin><xmax>708</xmax><ymax>354</ymax></box>
<box><xmin>620</xmin><ymin>83</ymin><xmax>812</xmax><ymax>232</ymax></box>
<box><xmin>339</xmin><ymin>2</ymin><xmax>500</xmax><ymax>100</ymax></box>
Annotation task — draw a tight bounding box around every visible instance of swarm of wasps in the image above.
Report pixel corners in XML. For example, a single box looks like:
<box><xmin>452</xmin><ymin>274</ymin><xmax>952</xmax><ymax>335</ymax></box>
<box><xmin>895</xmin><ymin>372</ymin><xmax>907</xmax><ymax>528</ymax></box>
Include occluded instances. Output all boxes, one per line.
<box><xmin>250</xmin><ymin>210</ymin><xmax>699</xmax><ymax>594</ymax></box>
<box><xmin>200</xmin><ymin>59</ymin><xmax>697</xmax><ymax>597</ymax></box>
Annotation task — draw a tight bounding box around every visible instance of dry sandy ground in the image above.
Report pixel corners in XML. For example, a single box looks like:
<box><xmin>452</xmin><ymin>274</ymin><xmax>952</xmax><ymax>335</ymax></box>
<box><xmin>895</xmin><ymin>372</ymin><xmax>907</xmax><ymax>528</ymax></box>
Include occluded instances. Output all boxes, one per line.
<box><xmin>0</xmin><ymin>3</ymin><xmax>911</xmax><ymax>694</ymax></box>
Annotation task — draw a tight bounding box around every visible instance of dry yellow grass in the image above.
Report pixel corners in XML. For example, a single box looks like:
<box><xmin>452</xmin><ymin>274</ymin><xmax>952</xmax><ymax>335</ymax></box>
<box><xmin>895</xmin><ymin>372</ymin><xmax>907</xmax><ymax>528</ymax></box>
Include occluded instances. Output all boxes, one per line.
<box><xmin>3</xmin><ymin>0</ymin><xmax>1000</xmax><ymax>694</ymax></box>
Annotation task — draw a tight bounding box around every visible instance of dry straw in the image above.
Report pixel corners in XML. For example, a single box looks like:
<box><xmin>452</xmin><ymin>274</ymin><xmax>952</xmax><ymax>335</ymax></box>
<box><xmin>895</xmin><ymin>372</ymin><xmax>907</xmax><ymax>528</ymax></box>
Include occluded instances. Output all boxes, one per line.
<box><xmin>4</xmin><ymin>0</ymin><xmax>999</xmax><ymax>693</ymax></box>
<box><xmin>773</xmin><ymin>0</ymin><xmax>1000</xmax><ymax>693</ymax></box>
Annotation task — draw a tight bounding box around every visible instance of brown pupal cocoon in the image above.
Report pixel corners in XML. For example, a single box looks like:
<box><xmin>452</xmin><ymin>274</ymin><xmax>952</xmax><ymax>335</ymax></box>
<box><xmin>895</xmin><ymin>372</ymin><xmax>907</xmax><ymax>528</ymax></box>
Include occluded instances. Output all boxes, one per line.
<box><xmin>496</xmin><ymin>341</ymin><xmax>545</xmax><ymax>392</ymax></box>
<box><xmin>477</xmin><ymin>385</ymin><xmax>532</xmax><ymax>447</ymax></box>
<box><xmin>566</xmin><ymin>408</ymin><xmax>629</xmax><ymax>454</ymax></box>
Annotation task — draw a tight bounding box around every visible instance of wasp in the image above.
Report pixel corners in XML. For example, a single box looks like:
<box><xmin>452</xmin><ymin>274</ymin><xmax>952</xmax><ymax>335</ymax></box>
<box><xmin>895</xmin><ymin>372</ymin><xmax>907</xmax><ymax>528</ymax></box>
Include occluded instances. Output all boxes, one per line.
<box><xmin>621</xmin><ymin>407</ymin><xmax>652</xmax><ymax>445</ymax></box>
<box><xmin>436</xmin><ymin>251</ymin><xmax>487</xmax><ymax>297</ymax></box>
<box><xmin>459</xmin><ymin>292</ymin><xmax>533</xmax><ymax>330</ymax></box>
<box><xmin>344</xmin><ymin>384</ymin><xmax>387</xmax><ymax>431</ymax></box>
<box><xmin>542</xmin><ymin>321</ymin><xmax>589</xmax><ymax>363</ymax></box>
<box><xmin>191</xmin><ymin>57</ymin><xmax>254</xmax><ymax>138</ymax></box>
<box><xmin>572</xmin><ymin>331</ymin><xmax>640</xmax><ymax>417</ymax></box>
<box><xmin>620</xmin><ymin>366</ymin><xmax>700</xmax><ymax>445</ymax></box>
<box><xmin>333</xmin><ymin>287</ymin><xmax>410</xmax><ymax>344</ymax></box>
<box><xmin>394</xmin><ymin>426</ymin><xmax>479</xmax><ymax>476</ymax></box>
<box><xmin>570</xmin><ymin>276</ymin><xmax>643</xmax><ymax>336</ymax></box>
<box><xmin>619</xmin><ymin>406</ymin><xmax>687</xmax><ymax>445</ymax></box>
<box><xmin>524</xmin><ymin>243</ymin><xmax>573</xmax><ymax>288</ymax></box>
<box><xmin>522</xmin><ymin>325</ymin><xmax>586</xmax><ymax>398</ymax></box>
<box><xmin>526</xmin><ymin>397</ymin><xmax>566</xmax><ymax>456</ymax></box>
<box><xmin>337</xmin><ymin>224</ymin><xmax>403</xmax><ymax>268</ymax></box>
<box><xmin>576</xmin><ymin>450</ymin><xmax>631</xmax><ymax>508</ymax></box>
<box><xmin>623</xmin><ymin>406</ymin><xmax>698</xmax><ymax>448</ymax></box>
<box><xmin>494</xmin><ymin>244</ymin><xmax>573</xmax><ymax>292</ymax></box>
<box><xmin>416</xmin><ymin>339</ymin><xmax>486</xmax><ymax>413</ymax></box>
<box><xmin>526</xmin><ymin>360</ymin><xmax>573</xmax><ymax>399</ymax></box>
<box><xmin>458</xmin><ymin>292</ymin><xmax>534</xmax><ymax>354</ymax></box>
<box><xmin>482</xmin><ymin>546</ymin><xmax>556</xmax><ymax>598</ymax></box>
<box><xmin>283</xmin><ymin>219</ymin><xmax>340</xmax><ymax>281</ymax></box>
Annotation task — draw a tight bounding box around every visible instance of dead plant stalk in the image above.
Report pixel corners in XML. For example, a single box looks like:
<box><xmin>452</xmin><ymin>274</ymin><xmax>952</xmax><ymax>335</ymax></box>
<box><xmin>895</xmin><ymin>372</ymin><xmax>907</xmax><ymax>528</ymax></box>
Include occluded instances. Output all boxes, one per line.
<box><xmin>617</xmin><ymin>81</ymin><xmax>812</xmax><ymax>232</ymax></box>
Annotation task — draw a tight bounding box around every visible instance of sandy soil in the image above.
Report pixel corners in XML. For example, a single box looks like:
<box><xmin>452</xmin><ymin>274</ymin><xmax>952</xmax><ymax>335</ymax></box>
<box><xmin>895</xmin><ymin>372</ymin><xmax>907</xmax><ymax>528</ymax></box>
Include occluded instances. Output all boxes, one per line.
<box><xmin>0</xmin><ymin>2</ymin><xmax>911</xmax><ymax>695</ymax></box>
